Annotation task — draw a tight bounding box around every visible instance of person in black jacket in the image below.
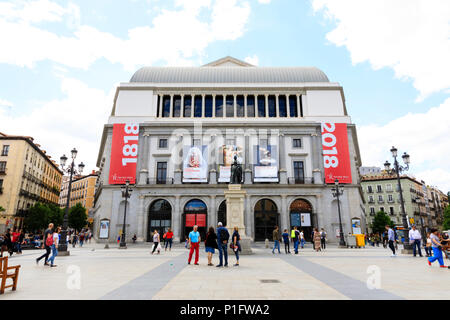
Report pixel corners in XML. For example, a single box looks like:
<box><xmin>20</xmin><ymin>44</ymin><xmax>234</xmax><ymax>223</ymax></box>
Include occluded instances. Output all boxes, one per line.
<box><xmin>231</xmin><ymin>227</ymin><xmax>241</xmax><ymax>266</ymax></box>
<box><xmin>204</xmin><ymin>226</ymin><xmax>218</xmax><ymax>266</ymax></box>
<box><xmin>1</xmin><ymin>229</ymin><xmax>13</xmax><ymax>257</ymax></box>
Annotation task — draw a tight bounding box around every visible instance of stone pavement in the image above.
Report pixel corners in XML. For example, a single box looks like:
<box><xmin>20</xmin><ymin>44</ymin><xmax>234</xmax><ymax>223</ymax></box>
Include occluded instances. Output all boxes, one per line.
<box><xmin>1</xmin><ymin>241</ymin><xmax>448</xmax><ymax>300</ymax></box>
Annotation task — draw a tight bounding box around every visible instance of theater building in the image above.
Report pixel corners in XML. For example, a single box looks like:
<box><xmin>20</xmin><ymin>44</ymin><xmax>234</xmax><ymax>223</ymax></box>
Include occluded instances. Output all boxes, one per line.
<box><xmin>93</xmin><ymin>56</ymin><xmax>365</xmax><ymax>243</ymax></box>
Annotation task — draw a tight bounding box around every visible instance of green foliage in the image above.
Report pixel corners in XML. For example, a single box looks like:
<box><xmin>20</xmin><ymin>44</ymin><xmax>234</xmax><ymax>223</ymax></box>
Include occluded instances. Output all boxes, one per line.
<box><xmin>47</xmin><ymin>203</ymin><xmax>64</xmax><ymax>227</ymax></box>
<box><xmin>371</xmin><ymin>211</ymin><xmax>394</xmax><ymax>234</ymax></box>
<box><xmin>443</xmin><ymin>205</ymin><xmax>450</xmax><ymax>230</ymax></box>
<box><xmin>68</xmin><ymin>203</ymin><xmax>87</xmax><ymax>231</ymax></box>
<box><xmin>0</xmin><ymin>206</ymin><xmax>5</xmax><ymax>212</ymax></box>
<box><xmin>24</xmin><ymin>203</ymin><xmax>51</xmax><ymax>232</ymax></box>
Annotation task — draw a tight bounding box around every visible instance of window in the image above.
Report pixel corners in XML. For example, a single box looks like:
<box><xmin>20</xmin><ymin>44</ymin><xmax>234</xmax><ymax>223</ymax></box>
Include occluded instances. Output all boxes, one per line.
<box><xmin>236</xmin><ymin>95</ymin><xmax>244</xmax><ymax>117</ymax></box>
<box><xmin>367</xmin><ymin>185</ymin><xmax>373</xmax><ymax>193</ymax></box>
<box><xmin>388</xmin><ymin>194</ymin><xmax>394</xmax><ymax>202</ymax></box>
<box><xmin>377</xmin><ymin>185</ymin><xmax>383</xmax><ymax>193</ymax></box>
<box><xmin>368</xmin><ymin>195</ymin><xmax>374</xmax><ymax>203</ymax></box>
<box><xmin>183</xmin><ymin>95</ymin><xmax>192</xmax><ymax>117</ymax></box>
<box><xmin>226</xmin><ymin>95</ymin><xmax>234</xmax><ymax>117</ymax></box>
<box><xmin>247</xmin><ymin>95</ymin><xmax>255</xmax><ymax>117</ymax></box>
<box><xmin>386</xmin><ymin>184</ymin><xmax>393</xmax><ymax>192</ymax></box>
<box><xmin>369</xmin><ymin>207</ymin><xmax>375</xmax><ymax>214</ymax></box>
<box><xmin>194</xmin><ymin>95</ymin><xmax>202</xmax><ymax>117</ymax></box>
<box><xmin>379</xmin><ymin>207</ymin><xmax>385</xmax><ymax>212</ymax></box>
<box><xmin>1</xmin><ymin>145</ymin><xmax>9</xmax><ymax>156</ymax></box>
<box><xmin>205</xmin><ymin>95</ymin><xmax>213</xmax><ymax>118</ymax></box>
<box><xmin>389</xmin><ymin>207</ymin><xmax>394</xmax><ymax>215</ymax></box>
<box><xmin>159</xmin><ymin>139</ymin><xmax>168</xmax><ymax>149</ymax></box>
<box><xmin>378</xmin><ymin>195</ymin><xmax>384</xmax><ymax>202</ymax></box>
<box><xmin>268</xmin><ymin>95</ymin><xmax>276</xmax><ymax>117</ymax></box>
<box><xmin>293</xmin><ymin>138</ymin><xmax>302</xmax><ymax>148</ymax></box>
<box><xmin>162</xmin><ymin>95</ymin><xmax>171</xmax><ymax>118</ymax></box>
<box><xmin>257</xmin><ymin>95</ymin><xmax>266</xmax><ymax>117</ymax></box>
<box><xmin>173</xmin><ymin>95</ymin><xmax>181</xmax><ymax>117</ymax></box>
<box><xmin>0</xmin><ymin>161</ymin><xmax>6</xmax><ymax>173</ymax></box>
<box><xmin>289</xmin><ymin>95</ymin><xmax>298</xmax><ymax>117</ymax></box>
<box><xmin>293</xmin><ymin>161</ymin><xmax>305</xmax><ymax>183</ymax></box>
<box><xmin>278</xmin><ymin>95</ymin><xmax>287</xmax><ymax>117</ymax></box>
<box><xmin>156</xmin><ymin>162</ymin><xmax>167</xmax><ymax>184</ymax></box>
<box><xmin>215</xmin><ymin>95</ymin><xmax>223</xmax><ymax>117</ymax></box>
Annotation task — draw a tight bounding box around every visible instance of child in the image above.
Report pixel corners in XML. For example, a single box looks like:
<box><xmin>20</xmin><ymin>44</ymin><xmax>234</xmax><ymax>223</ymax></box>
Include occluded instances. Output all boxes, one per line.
<box><xmin>185</xmin><ymin>236</ymin><xmax>189</xmax><ymax>249</ymax></box>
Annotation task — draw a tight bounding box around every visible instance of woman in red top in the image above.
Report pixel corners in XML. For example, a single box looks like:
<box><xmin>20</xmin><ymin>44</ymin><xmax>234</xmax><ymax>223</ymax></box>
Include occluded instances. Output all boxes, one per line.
<box><xmin>164</xmin><ymin>228</ymin><xmax>174</xmax><ymax>251</ymax></box>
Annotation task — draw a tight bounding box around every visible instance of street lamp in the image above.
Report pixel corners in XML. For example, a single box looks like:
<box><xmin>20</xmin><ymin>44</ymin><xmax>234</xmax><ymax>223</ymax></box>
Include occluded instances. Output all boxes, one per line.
<box><xmin>331</xmin><ymin>179</ymin><xmax>346</xmax><ymax>247</ymax></box>
<box><xmin>59</xmin><ymin>148</ymin><xmax>85</xmax><ymax>256</ymax></box>
<box><xmin>384</xmin><ymin>146</ymin><xmax>412</xmax><ymax>252</ymax></box>
<box><xmin>119</xmin><ymin>180</ymin><xmax>133</xmax><ymax>249</ymax></box>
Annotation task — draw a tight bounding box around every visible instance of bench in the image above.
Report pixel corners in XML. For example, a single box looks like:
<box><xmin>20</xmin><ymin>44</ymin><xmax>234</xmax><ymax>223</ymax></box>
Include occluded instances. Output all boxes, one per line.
<box><xmin>0</xmin><ymin>256</ymin><xmax>20</xmax><ymax>294</ymax></box>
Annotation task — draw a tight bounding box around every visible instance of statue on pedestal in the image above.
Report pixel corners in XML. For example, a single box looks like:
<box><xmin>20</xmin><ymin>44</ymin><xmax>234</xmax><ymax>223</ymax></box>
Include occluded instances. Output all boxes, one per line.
<box><xmin>230</xmin><ymin>155</ymin><xmax>242</xmax><ymax>184</ymax></box>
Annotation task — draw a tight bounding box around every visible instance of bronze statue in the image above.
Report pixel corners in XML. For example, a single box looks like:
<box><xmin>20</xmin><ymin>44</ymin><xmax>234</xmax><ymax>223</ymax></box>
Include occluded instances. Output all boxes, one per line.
<box><xmin>230</xmin><ymin>155</ymin><xmax>242</xmax><ymax>184</ymax></box>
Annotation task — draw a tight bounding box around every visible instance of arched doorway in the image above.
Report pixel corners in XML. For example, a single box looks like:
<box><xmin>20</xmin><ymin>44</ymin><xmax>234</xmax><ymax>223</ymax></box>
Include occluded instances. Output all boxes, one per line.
<box><xmin>183</xmin><ymin>199</ymin><xmax>207</xmax><ymax>241</ymax></box>
<box><xmin>217</xmin><ymin>200</ymin><xmax>227</xmax><ymax>226</ymax></box>
<box><xmin>147</xmin><ymin>199</ymin><xmax>172</xmax><ymax>242</ymax></box>
<box><xmin>290</xmin><ymin>199</ymin><xmax>313</xmax><ymax>242</ymax></box>
<box><xmin>254</xmin><ymin>199</ymin><xmax>279</xmax><ymax>241</ymax></box>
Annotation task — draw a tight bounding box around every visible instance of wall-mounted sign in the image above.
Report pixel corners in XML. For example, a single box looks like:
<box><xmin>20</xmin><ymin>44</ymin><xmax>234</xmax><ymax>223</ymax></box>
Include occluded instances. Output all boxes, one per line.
<box><xmin>99</xmin><ymin>219</ymin><xmax>110</xmax><ymax>239</ymax></box>
<box><xmin>321</xmin><ymin>123</ymin><xmax>352</xmax><ymax>184</ymax></box>
<box><xmin>351</xmin><ymin>218</ymin><xmax>361</xmax><ymax>234</ymax></box>
<box><xmin>183</xmin><ymin>146</ymin><xmax>208</xmax><ymax>182</ymax></box>
<box><xmin>300</xmin><ymin>213</ymin><xmax>311</xmax><ymax>227</ymax></box>
<box><xmin>253</xmin><ymin>145</ymin><xmax>278</xmax><ymax>182</ymax></box>
<box><xmin>109</xmin><ymin>123</ymin><xmax>139</xmax><ymax>184</ymax></box>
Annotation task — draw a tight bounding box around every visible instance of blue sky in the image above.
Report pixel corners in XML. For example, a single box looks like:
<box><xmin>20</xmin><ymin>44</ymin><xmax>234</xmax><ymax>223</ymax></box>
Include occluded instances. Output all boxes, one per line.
<box><xmin>0</xmin><ymin>0</ymin><xmax>449</xmax><ymax>191</ymax></box>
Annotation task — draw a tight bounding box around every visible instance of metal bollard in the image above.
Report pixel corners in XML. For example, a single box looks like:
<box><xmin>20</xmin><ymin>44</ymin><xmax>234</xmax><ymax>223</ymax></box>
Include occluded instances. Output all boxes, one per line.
<box><xmin>265</xmin><ymin>238</ymin><xmax>269</xmax><ymax>248</ymax></box>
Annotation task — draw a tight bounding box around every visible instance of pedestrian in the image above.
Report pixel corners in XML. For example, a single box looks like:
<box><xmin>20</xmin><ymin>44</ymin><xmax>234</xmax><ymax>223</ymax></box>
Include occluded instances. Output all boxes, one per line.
<box><xmin>292</xmin><ymin>227</ymin><xmax>299</xmax><ymax>254</ymax></box>
<box><xmin>313</xmin><ymin>228</ymin><xmax>321</xmax><ymax>252</ymax></box>
<box><xmin>17</xmin><ymin>229</ymin><xmax>25</xmax><ymax>254</ymax></box>
<box><xmin>1</xmin><ymin>229</ymin><xmax>13</xmax><ymax>257</ymax></box>
<box><xmin>382</xmin><ymin>231</ymin><xmax>388</xmax><ymax>248</ymax></box>
<box><xmin>216</xmin><ymin>222</ymin><xmax>229</xmax><ymax>267</ymax></box>
<box><xmin>47</xmin><ymin>227</ymin><xmax>60</xmax><ymax>267</ymax></box>
<box><xmin>151</xmin><ymin>230</ymin><xmax>160</xmax><ymax>255</ymax></box>
<box><xmin>184</xmin><ymin>236</ymin><xmax>189</xmax><ymax>249</ymax></box>
<box><xmin>88</xmin><ymin>230</ymin><xmax>92</xmax><ymax>244</ymax></box>
<box><xmin>291</xmin><ymin>227</ymin><xmax>296</xmax><ymax>244</ymax></box>
<box><xmin>164</xmin><ymin>228</ymin><xmax>174</xmax><ymax>251</ymax></box>
<box><xmin>425</xmin><ymin>232</ymin><xmax>432</xmax><ymax>257</ymax></box>
<box><xmin>300</xmin><ymin>229</ymin><xmax>305</xmax><ymax>248</ymax></box>
<box><xmin>311</xmin><ymin>230</ymin><xmax>315</xmax><ymax>250</ymax></box>
<box><xmin>188</xmin><ymin>225</ymin><xmax>201</xmax><ymax>265</ymax></box>
<box><xmin>79</xmin><ymin>232</ymin><xmax>84</xmax><ymax>247</ymax></box>
<box><xmin>231</xmin><ymin>226</ymin><xmax>241</xmax><ymax>266</ymax></box>
<box><xmin>427</xmin><ymin>228</ymin><xmax>449</xmax><ymax>268</ymax></box>
<box><xmin>204</xmin><ymin>226</ymin><xmax>218</xmax><ymax>266</ymax></box>
<box><xmin>36</xmin><ymin>223</ymin><xmax>54</xmax><ymax>266</ymax></box>
<box><xmin>282</xmin><ymin>229</ymin><xmax>290</xmax><ymax>254</ymax></box>
<box><xmin>320</xmin><ymin>228</ymin><xmax>327</xmax><ymax>250</ymax></box>
<box><xmin>132</xmin><ymin>234</ymin><xmax>137</xmax><ymax>243</ymax></box>
<box><xmin>386</xmin><ymin>225</ymin><xmax>396</xmax><ymax>257</ymax></box>
<box><xmin>408</xmin><ymin>225</ymin><xmax>423</xmax><ymax>257</ymax></box>
<box><xmin>375</xmin><ymin>233</ymin><xmax>380</xmax><ymax>247</ymax></box>
<box><xmin>272</xmin><ymin>226</ymin><xmax>281</xmax><ymax>254</ymax></box>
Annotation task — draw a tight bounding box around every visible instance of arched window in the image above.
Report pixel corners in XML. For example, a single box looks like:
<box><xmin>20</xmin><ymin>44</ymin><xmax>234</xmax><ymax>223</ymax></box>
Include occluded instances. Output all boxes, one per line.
<box><xmin>218</xmin><ymin>200</ymin><xmax>227</xmax><ymax>226</ymax></box>
<box><xmin>148</xmin><ymin>199</ymin><xmax>172</xmax><ymax>242</ymax></box>
<box><xmin>254</xmin><ymin>199</ymin><xmax>278</xmax><ymax>241</ymax></box>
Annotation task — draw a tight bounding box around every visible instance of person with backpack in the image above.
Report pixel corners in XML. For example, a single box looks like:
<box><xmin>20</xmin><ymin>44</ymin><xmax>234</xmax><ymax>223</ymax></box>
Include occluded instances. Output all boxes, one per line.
<box><xmin>292</xmin><ymin>227</ymin><xmax>300</xmax><ymax>254</ymax></box>
<box><xmin>216</xmin><ymin>222</ymin><xmax>229</xmax><ymax>267</ymax></box>
<box><xmin>47</xmin><ymin>227</ymin><xmax>60</xmax><ymax>267</ymax></box>
<box><xmin>36</xmin><ymin>223</ymin><xmax>54</xmax><ymax>266</ymax></box>
<box><xmin>320</xmin><ymin>228</ymin><xmax>327</xmax><ymax>250</ymax></box>
<box><xmin>282</xmin><ymin>229</ymin><xmax>290</xmax><ymax>254</ymax></box>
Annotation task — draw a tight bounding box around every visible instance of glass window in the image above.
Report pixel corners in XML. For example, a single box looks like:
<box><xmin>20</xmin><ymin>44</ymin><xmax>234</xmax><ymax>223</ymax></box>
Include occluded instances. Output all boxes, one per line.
<box><xmin>377</xmin><ymin>185</ymin><xmax>382</xmax><ymax>192</ymax></box>
<box><xmin>2</xmin><ymin>145</ymin><xmax>10</xmax><ymax>156</ymax></box>
<box><xmin>205</xmin><ymin>95</ymin><xmax>213</xmax><ymax>118</ymax></box>
<box><xmin>0</xmin><ymin>161</ymin><xmax>6</xmax><ymax>172</ymax></box>
<box><xmin>389</xmin><ymin>207</ymin><xmax>394</xmax><ymax>215</ymax></box>
<box><xmin>194</xmin><ymin>95</ymin><xmax>202</xmax><ymax>117</ymax></box>
<box><xmin>378</xmin><ymin>195</ymin><xmax>383</xmax><ymax>201</ymax></box>
<box><xmin>257</xmin><ymin>95</ymin><xmax>266</xmax><ymax>117</ymax></box>
<box><xmin>156</xmin><ymin>162</ymin><xmax>167</xmax><ymax>184</ymax></box>
<box><xmin>370</xmin><ymin>207</ymin><xmax>375</xmax><ymax>214</ymax></box>
<box><xmin>289</xmin><ymin>95</ymin><xmax>298</xmax><ymax>117</ymax></box>
<box><xmin>162</xmin><ymin>95</ymin><xmax>171</xmax><ymax>118</ymax></box>
<box><xmin>183</xmin><ymin>95</ymin><xmax>192</xmax><ymax>117</ymax></box>
<box><xmin>173</xmin><ymin>95</ymin><xmax>181</xmax><ymax>117</ymax></box>
<box><xmin>247</xmin><ymin>95</ymin><xmax>255</xmax><ymax>117</ymax></box>
<box><xmin>367</xmin><ymin>185</ymin><xmax>373</xmax><ymax>193</ymax></box>
<box><xmin>159</xmin><ymin>139</ymin><xmax>168</xmax><ymax>149</ymax></box>
<box><xmin>293</xmin><ymin>139</ymin><xmax>302</xmax><ymax>148</ymax></box>
<box><xmin>236</xmin><ymin>95</ymin><xmax>244</xmax><ymax>117</ymax></box>
<box><xmin>278</xmin><ymin>95</ymin><xmax>287</xmax><ymax>117</ymax></box>
<box><xmin>268</xmin><ymin>95</ymin><xmax>276</xmax><ymax>117</ymax></box>
<box><xmin>215</xmin><ymin>95</ymin><xmax>223</xmax><ymax>117</ymax></box>
<box><xmin>226</xmin><ymin>95</ymin><xmax>234</xmax><ymax>117</ymax></box>
<box><xmin>379</xmin><ymin>207</ymin><xmax>385</xmax><ymax>212</ymax></box>
<box><xmin>293</xmin><ymin>161</ymin><xmax>304</xmax><ymax>183</ymax></box>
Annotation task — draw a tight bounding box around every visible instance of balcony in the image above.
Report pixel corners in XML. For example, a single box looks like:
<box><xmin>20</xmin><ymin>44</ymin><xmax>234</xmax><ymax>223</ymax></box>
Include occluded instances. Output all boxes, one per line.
<box><xmin>287</xmin><ymin>177</ymin><xmax>314</xmax><ymax>185</ymax></box>
<box><xmin>368</xmin><ymin>200</ymin><xmax>375</xmax><ymax>204</ymax></box>
<box><xmin>147</xmin><ymin>178</ymin><xmax>174</xmax><ymax>185</ymax></box>
<box><xmin>377</xmin><ymin>200</ymin><xmax>385</xmax><ymax>204</ymax></box>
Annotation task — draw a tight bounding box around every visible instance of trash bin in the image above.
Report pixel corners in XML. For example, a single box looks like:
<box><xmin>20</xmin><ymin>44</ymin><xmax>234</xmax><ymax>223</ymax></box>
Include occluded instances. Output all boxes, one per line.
<box><xmin>346</xmin><ymin>234</ymin><xmax>357</xmax><ymax>248</ymax></box>
<box><xmin>354</xmin><ymin>234</ymin><xmax>365</xmax><ymax>248</ymax></box>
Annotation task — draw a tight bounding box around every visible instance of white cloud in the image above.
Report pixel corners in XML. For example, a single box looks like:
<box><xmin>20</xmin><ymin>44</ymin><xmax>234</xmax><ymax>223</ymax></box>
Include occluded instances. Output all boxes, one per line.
<box><xmin>358</xmin><ymin>97</ymin><xmax>450</xmax><ymax>192</ymax></box>
<box><xmin>0</xmin><ymin>0</ymin><xmax>251</xmax><ymax>70</ymax></box>
<box><xmin>313</xmin><ymin>0</ymin><xmax>450</xmax><ymax>101</ymax></box>
<box><xmin>244</xmin><ymin>54</ymin><xmax>259</xmax><ymax>65</ymax></box>
<box><xmin>0</xmin><ymin>77</ymin><xmax>114</xmax><ymax>173</ymax></box>
<box><xmin>0</xmin><ymin>98</ymin><xmax>13</xmax><ymax>107</ymax></box>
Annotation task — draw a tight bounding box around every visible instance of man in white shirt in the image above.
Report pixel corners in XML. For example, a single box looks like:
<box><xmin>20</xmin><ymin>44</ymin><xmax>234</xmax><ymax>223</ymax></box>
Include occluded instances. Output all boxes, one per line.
<box><xmin>408</xmin><ymin>225</ymin><xmax>423</xmax><ymax>257</ymax></box>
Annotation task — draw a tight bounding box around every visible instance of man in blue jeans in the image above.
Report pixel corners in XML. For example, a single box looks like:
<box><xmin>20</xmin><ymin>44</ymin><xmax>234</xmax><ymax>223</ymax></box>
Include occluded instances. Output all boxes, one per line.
<box><xmin>216</xmin><ymin>222</ymin><xmax>229</xmax><ymax>267</ymax></box>
<box><xmin>272</xmin><ymin>226</ymin><xmax>281</xmax><ymax>254</ymax></box>
<box><xmin>408</xmin><ymin>225</ymin><xmax>423</xmax><ymax>257</ymax></box>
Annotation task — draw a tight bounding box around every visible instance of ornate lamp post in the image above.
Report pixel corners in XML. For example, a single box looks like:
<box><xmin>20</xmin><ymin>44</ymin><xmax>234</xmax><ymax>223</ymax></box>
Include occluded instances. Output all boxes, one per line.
<box><xmin>331</xmin><ymin>179</ymin><xmax>346</xmax><ymax>248</ymax></box>
<box><xmin>383</xmin><ymin>146</ymin><xmax>412</xmax><ymax>252</ymax></box>
<box><xmin>119</xmin><ymin>180</ymin><xmax>133</xmax><ymax>249</ymax></box>
<box><xmin>59</xmin><ymin>148</ymin><xmax>85</xmax><ymax>256</ymax></box>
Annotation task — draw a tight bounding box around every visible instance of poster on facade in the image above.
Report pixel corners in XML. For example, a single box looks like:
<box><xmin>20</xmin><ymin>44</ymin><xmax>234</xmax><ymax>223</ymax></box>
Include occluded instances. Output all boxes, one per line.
<box><xmin>321</xmin><ymin>123</ymin><xmax>352</xmax><ymax>184</ymax></box>
<box><xmin>253</xmin><ymin>145</ymin><xmax>278</xmax><ymax>182</ymax></box>
<box><xmin>183</xmin><ymin>145</ymin><xmax>208</xmax><ymax>182</ymax></box>
<box><xmin>109</xmin><ymin>123</ymin><xmax>139</xmax><ymax>185</ymax></box>
<box><xmin>300</xmin><ymin>213</ymin><xmax>311</xmax><ymax>227</ymax></box>
<box><xmin>218</xmin><ymin>145</ymin><xmax>243</xmax><ymax>182</ymax></box>
<box><xmin>351</xmin><ymin>218</ymin><xmax>361</xmax><ymax>234</ymax></box>
<box><xmin>99</xmin><ymin>219</ymin><xmax>110</xmax><ymax>239</ymax></box>
<box><xmin>290</xmin><ymin>213</ymin><xmax>301</xmax><ymax>227</ymax></box>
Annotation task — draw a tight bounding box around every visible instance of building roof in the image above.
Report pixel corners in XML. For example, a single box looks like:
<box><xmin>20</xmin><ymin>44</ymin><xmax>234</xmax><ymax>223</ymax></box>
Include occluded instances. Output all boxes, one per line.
<box><xmin>130</xmin><ymin>56</ymin><xmax>329</xmax><ymax>83</ymax></box>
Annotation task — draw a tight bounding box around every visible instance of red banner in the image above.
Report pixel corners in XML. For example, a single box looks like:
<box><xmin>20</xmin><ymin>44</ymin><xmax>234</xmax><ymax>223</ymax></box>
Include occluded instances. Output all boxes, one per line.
<box><xmin>109</xmin><ymin>123</ymin><xmax>139</xmax><ymax>185</ymax></box>
<box><xmin>185</xmin><ymin>214</ymin><xmax>196</xmax><ymax>227</ymax></box>
<box><xmin>321</xmin><ymin>123</ymin><xmax>352</xmax><ymax>184</ymax></box>
<box><xmin>196</xmin><ymin>214</ymin><xmax>207</xmax><ymax>227</ymax></box>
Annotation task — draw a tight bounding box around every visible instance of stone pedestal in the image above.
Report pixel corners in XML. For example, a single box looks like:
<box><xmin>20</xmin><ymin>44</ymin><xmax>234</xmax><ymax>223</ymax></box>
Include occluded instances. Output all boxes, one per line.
<box><xmin>224</xmin><ymin>184</ymin><xmax>253</xmax><ymax>255</ymax></box>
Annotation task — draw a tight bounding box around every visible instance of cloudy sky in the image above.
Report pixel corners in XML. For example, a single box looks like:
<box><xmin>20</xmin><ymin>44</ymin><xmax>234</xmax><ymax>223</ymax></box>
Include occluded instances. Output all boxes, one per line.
<box><xmin>0</xmin><ymin>0</ymin><xmax>449</xmax><ymax>192</ymax></box>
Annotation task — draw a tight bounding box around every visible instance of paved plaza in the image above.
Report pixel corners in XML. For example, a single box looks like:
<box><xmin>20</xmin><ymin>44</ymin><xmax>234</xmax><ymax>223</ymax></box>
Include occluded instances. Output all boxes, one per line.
<box><xmin>1</xmin><ymin>241</ymin><xmax>449</xmax><ymax>300</ymax></box>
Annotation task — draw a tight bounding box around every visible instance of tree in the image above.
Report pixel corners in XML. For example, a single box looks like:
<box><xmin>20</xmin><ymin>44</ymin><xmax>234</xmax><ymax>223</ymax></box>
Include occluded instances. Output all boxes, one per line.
<box><xmin>443</xmin><ymin>205</ymin><xmax>450</xmax><ymax>230</ymax></box>
<box><xmin>68</xmin><ymin>203</ymin><xmax>88</xmax><ymax>231</ymax></box>
<box><xmin>47</xmin><ymin>203</ymin><xmax>64</xmax><ymax>227</ymax></box>
<box><xmin>371</xmin><ymin>211</ymin><xmax>394</xmax><ymax>234</ymax></box>
<box><xmin>24</xmin><ymin>203</ymin><xmax>51</xmax><ymax>232</ymax></box>
<box><xmin>0</xmin><ymin>206</ymin><xmax>5</xmax><ymax>213</ymax></box>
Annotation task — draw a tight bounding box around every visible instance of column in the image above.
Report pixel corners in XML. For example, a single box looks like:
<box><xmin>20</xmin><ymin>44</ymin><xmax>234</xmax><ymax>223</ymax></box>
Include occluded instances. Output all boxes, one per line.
<box><xmin>137</xmin><ymin>195</ymin><xmax>145</xmax><ymax>241</ymax></box>
<box><xmin>158</xmin><ymin>94</ymin><xmax>163</xmax><ymax>118</ymax></box>
<box><xmin>233</xmin><ymin>94</ymin><xmax>237</xmax><ymax>118</ymax></box>
<box><xmin>191</xmin><ymin>95</ymin><xmax>195</xmax><ymax>119</ymax></box>
<box><xmin>297</xmin><ymin>94</ymin><xmax>301</xmax><ymax>118</ymax></box>
<box><xmin>180</xmin><ymin>95</ymin><xmax>184</xmax><ymax>118</ymax></box>
<box><xmin>202</xmin><ymin>94</ymin><xmax>205</xmax><ymax>118</ymax></box>
<box><xmin>174</xmin><ymin>134</ymin><xmax>183</xmax><ymax>184</ymax></box>
<box><xmin>244</xmin><ymin>94</ymin><xmax>248</xmax><ymax>117</ymax></box>
<box><xmin>265</xmin><ymin>94</ymin><xmax>269</xmax><ymax>118</ymax></box>
<box><xmin>245</xmin><ymin>194</ymin><xmax>252</xmax><ymax>239</ymax></box>
<box><xmin>170</xmin><ymin>94</ymin><xmax>174</xmax><ymax>118</ymax></box>
<box><xmin>212</xmin><ymin>94</ymin><xmax>216</xmax><ymax>117</ymax></box>
<box><xmin>139</xmin><ymin>133</ymin><xmax>150</xmax><ymax>184</ymax></box>
<box><xmin>275</xmin><ymin>94</ymin><xmax>279</xmax><ymax>118</ymax></box>
<box><xmin>222</xmin><ymin>94</ymin><xmax>226</xmax><ymax>118</ymax></box>
<box><xmin>286</xmin><ymin>94</ymin><xmax>291</xmax><ymax>117</ymax></box>
<box><xmin>281</xmin><ymin>195</ymin><xmax>288</xmax><ymax>232</ymax></box>
<box><xmin>173</xmin><ymin>195</ymin><xmax>181</xmax><ymax>242</ymax></box>
<box><xmin>209</xmin><ymin>134</ymin><xmax>217</xmax><ymax>184</ymax></box>
<box><xmin>244</xmin><ymin>133</ymin><xmax>252</xmax><ymax>185</ymax></box>
<box><xmin>209</xmin><ymin>195</ymin><xmax>216</xmax><ymax>230</ymax></box>
<box><xmin>279</xmin><ymin>132</ymin><xmax>287</xmax><ymax>184</ymax></box>
<box><xmin>311</xmin><ymin>130</ymin><xmax>322</xmax><ymax>184</ymax></box>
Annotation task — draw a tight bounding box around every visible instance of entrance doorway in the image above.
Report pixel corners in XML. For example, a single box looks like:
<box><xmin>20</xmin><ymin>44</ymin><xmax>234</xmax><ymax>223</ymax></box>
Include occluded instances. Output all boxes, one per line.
<box><xmin>147</xmin><ymin>199</ymin><xmax>172</xmax><ymax>242</ymax></box>
<box><xmin>217</xmin><ymin>200</ymin><xmax>227</xmax><ymax>226</ymax></box>
<box><xmin>254</xmin><ymin>199</ymin><xmax>279</xmax><ymax>241</ymax></box>
<box><xmin>183</xmin><ymin>199</ymin><xmax>207</xmax><ymax>241</ymax></box>
<box><xmin>290</xmin><ymin>199</ymin><xmax>313</xmax><ymax>242</ymax></box>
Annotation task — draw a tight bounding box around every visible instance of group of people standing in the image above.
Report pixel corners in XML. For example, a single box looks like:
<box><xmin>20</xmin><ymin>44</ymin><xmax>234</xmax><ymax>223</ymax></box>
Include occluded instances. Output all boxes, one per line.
<box><xmin>0</xmin><ymin>228</ymin><xmax>25</xmax><ymax>257</ymax></box>
<box><xmin>272</xmin><ymin>226</ymin><xmax>327</xmax><ymax>254</ymax></box>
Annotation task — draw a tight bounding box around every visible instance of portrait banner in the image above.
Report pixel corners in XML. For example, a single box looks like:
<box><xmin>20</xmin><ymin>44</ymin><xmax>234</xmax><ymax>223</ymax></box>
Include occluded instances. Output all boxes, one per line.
<box><xmin>183</xmin><ymin>145</ymin><xmax>208</xmax><ymax>182</ymax></box>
